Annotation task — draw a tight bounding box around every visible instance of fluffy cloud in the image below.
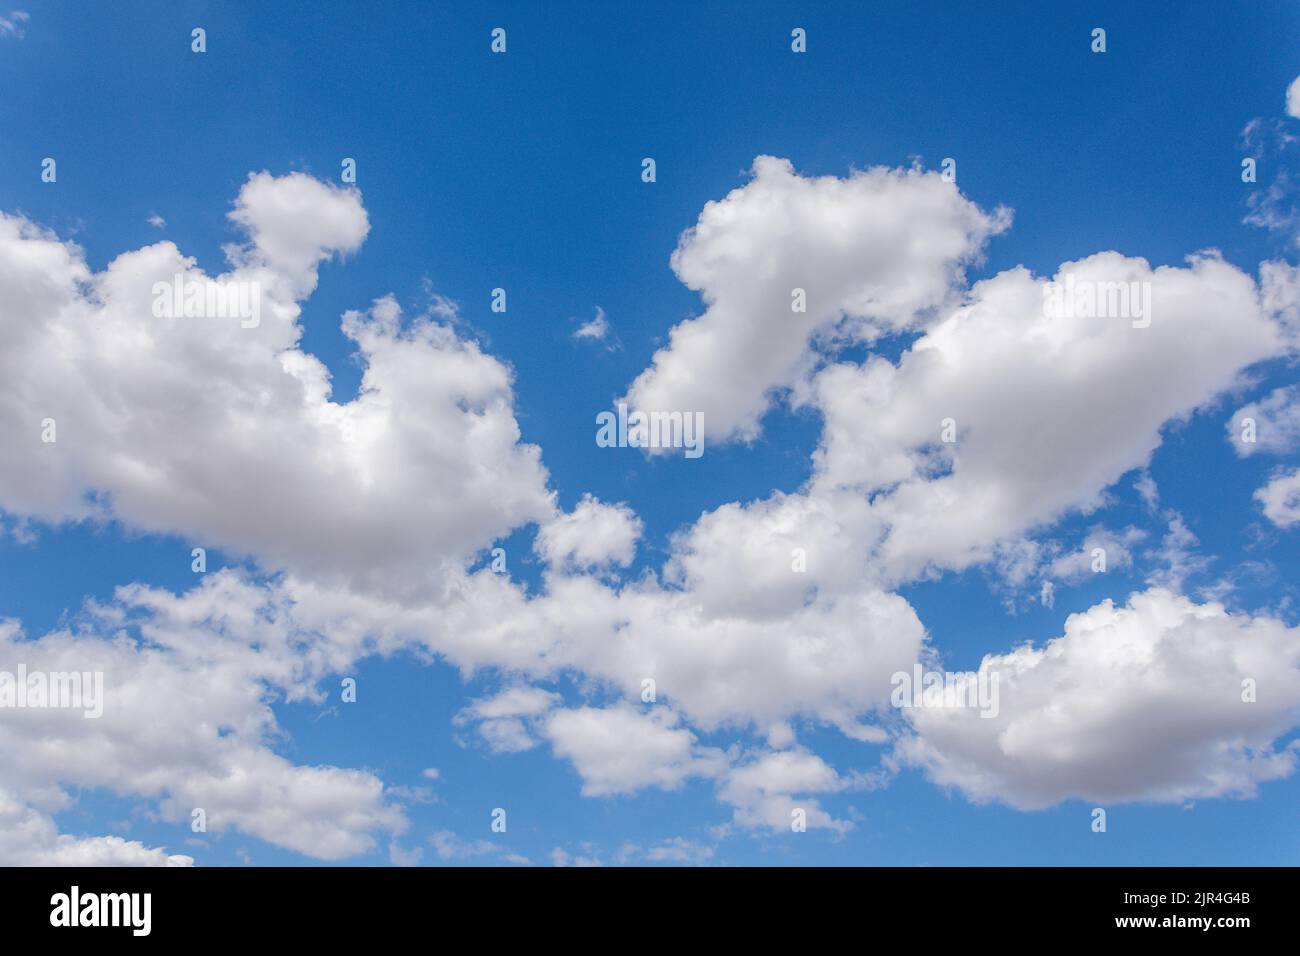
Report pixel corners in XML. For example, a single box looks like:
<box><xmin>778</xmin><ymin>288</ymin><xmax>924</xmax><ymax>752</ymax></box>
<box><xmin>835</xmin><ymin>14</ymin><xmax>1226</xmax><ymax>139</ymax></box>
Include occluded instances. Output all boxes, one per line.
<box><xmin>454</xmin><ymin>685</ymin><xmax>560</xmax><ymax>753</ymax></box>
<box><xmin>0</xmin><ymin>791</ymin><xmax>191</xmax><ymax>866</ymax></box>
<box><xmin>622</xmin><ymin>156</ymin><xmax>1008</xmax><ymax>446</ymax></box>
<box><xmin>1230</xmin><ymin>385</ymin><xmax>1300</xmax><ymax>456</ymax></box>
<box><xmin>1045</xmin><ymin>526</ymin><xmax>1145</xmax><ymax>583</ymax></box>
<box><xmin>1255</xmin><ymin>467</ymin><xmax>1300</xmax><ymax>528</ymax></box>
<box><xmin>1259</xmin><ymin>259</ymin><xmax>1300</xmax><ymax>343</ymax></box>
<box><xmin>225</xmin><ymin>171</ymin><xmax>369</xmax><ymax>298</ymax></box>
<box><xmin>3</xmin><ymin>158</ymin><xmax>1298</xmax><ymax>859</ymax></box>
<box><xmin>535</xmin><ymin>495</ymin><xmax>641</xmax><ymax>570</ymax></box>
<box><xmin>0</xmin><ymin>573</ymin><xmax>405</xmax><ymax>863</ymax></box>
<box><xmin>0</xmin><ymin>176</ymin><xmax>552</xmax><ymax>596</ymax></box>
<box><xmin>718</xmin><ymin>748</ymin><xmax>858</xmax><ymax>833</ymax></box>
<box><xmin>1288</xmin><ymin>75</ymin><xmax>1300</xmax><ymax>120</ymax></box>
<box><xmin>544</xmin><ymin>704</ymin><xmax>725</xmax><ymax>796</ymax></box>
<box><xmin>572</xmin><ymin>306</ymin><xmax>610</xmax><ymax>343</ymax></box>
<box><xmin>429</xmin><ymin>829</ymin><xmax>528</xmax><ymax>864</ymax></box>
<box><xmin>895</xmin><ymin>589</ymin><xmax>1300</xmax><ymax>809</ymax></box>
<box><xmin>811</xmin><ymin>252</ymin><xmax>1279</xmax><ymax>581</ymax></box>
<box><xmin>662</xmin><ymin>489</ymin><xmax>884</xmax><ymax>619</ymax></box>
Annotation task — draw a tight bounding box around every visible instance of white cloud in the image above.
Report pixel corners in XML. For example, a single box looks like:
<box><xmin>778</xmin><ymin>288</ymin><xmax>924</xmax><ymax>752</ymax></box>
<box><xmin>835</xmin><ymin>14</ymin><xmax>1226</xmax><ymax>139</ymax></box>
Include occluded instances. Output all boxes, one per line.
<box><xmin>224</xmin><ymin>171</ymin><xmax>369</xmax><ymax>298</ymax></box>
<box><xmin>544</xmin><ymin>704</ymin><xmax>725</xmax><ymax>796</ymax></box>
<box><xmin>643</xmin><ymin>836</ymin><xmax>715</xmax><ymax>864</ymax></box>
<box><xmin>0</xmin><ymin>175</ymin><xmax>553</xmax><ymax>596</ymax></box>
<box><xmin>663</xmin><ymin>489</ymin><xmax>884</xmax><ymax>620</ymax></box>
<box><xmin>1256</xmin><ymin>467</ymin><xmax>1300</xmax><ymax>528</ymax></box>
<box><xmin>551</xmin><ymin>845</ymin><xmax>602</xmax><ymax>867</ymax></box>
<box><xmin>811</xmin><ymin>252</ymin><xmax>1279</xmax><ymax>582</ymax></box>
<box><xmin>388</xmin><ymin>842</ymin><xmax>423</xmax><ymax>866</ymax></box>
<box><xmin>1045</xmin><ymin>526</ymin><xmax>1144</xmax><ymax>583</ymax></box>
<box><xmin>535</xmin><ymin>495</ymin><xmax>641</xmax><ymax>570</ymax></box>
<box><xmin>2</xmin><ymin>157</ymin><xmax>1298</xmax><ymax>855</ymax></box>
<box><xmin>1144</xmin><ymin>511</ymin><xmax>1211</xmax><ymax>590</ymax></box>
<box><xmin>1230</xmin><ymin>385</ymin><xmax>1300</xmax><ymax>456</ymax></box>
<box><xmin>0</xmin><ymin>790</ymin><xmax>191</xmax><ymax>866</ymax></box>
<box><xmin>431</xmin><ymin>832</ymin><xmax>522</xmax><ymax>868</ymax></box>
<box><xmin>1259</xmin><ymin>259</ymin><xmax>1300</xmax><ymax>344</ymax></box>
<box><xmin>622</xmin><ymin>156</ymin><xmax>1009</xmax><ymax>447</ymax></box>
<box><xmin>453</xmin><ymin>686</ymin><xmax>559</xmax><ymax>753</ymax></box>
<box><xmin>0</xmin><ymin>574</ymin><xmax>407</xmax><ymax>861</ymax></box>
<box><xmin>0</xmin><ymin>10</ymin><xmax>28</xmax><ymax>39</ymax></box>
<box><xmin>573</xmin><ymin>305</ymin><xmax>610</xmax><ymax>342</ymax></box>
<box><xmin>1288</xmin><ymin>75</ymin><xmax>1300</xmax><ymax>120</ymax></box>
<box><xmin>718</xmin><ymin>748</ymin><xmax>856</xmax><ymax>833</ymax></box>
<box><xmin>895</xmin><ymin>588</ymin><xmax>1300</xmax><ymax>809</ymax></box>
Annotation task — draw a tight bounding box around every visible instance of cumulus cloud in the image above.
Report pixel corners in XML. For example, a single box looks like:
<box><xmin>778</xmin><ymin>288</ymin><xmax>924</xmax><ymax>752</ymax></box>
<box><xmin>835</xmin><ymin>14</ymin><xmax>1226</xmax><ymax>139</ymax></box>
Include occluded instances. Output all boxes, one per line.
<box><xmin>895</xmin><ymin>589</ymin><xmax>1300</xmax><ymax>809</ymax></box>
<box><xmin>1256</xmin><ymin>467</ymin><xmax>1300</xmax><ymax>528</ymax></box>
<box><xmin>544</xmin><ymin>704</ymin><xmax>725</xmax><ymax>796</ymax></box>
<box><xmin>1288</xmin><ymin>75</ymin><xmax>1300</xmax><ymax>120</ymax></box>
<box><xmin>2</xmin><ymin>157</ymin><xmax>1298</xmax><ymax>857</ymax></box>
<box><xmin>642</xmin><ymin>836</ymin><xmax>715</xmax><ymax>864</ymax></box>
<box><xmin>718</xmin><ymin>748</ymin><xmax>858</xmax><ymax>833</ymax></box>
<box><xmin>0</xmin><ymin>175</ymin><xmax>552</xmax><ymax>596</ymax></box>
<box><xmin>1045</xmin><ymin>526</ymin><xmax>1144</xmax><ymax>583</ymax></box>
<box><xmin>1260</xmin><ymin>259</ymin><xmax>1300</xmax><ymax>345</ymax></box>
<box><xmin>535</xmin><ymin>495</ymin><xmax>641</xmax><ymax>570</ymax></box>
<box><xmin>454</xmin><ymin>685</ymin><xmax>560</xmax><ymax>753</ymax></box>
<box><xmin>622</xmin><ymin>156</ymin><xmax>1008</xmax><ymax>447</ymax></box>
<box><xmin>224</xmin><ymin>171</ymin><xmax>369</xmax><ymax>298</ymax></box>
<box><xmin>572</xmin><ymin>305</ymin><xmax>610</xmax><ymax>343</ymax></box>
<box><xmin>0</xmin><ymin>573</ymin><xmax>405</xmax><ymax>862</ymax></box>
<box><xmin>811</xmin><ymin>252</ymin><xmax>1279</xmax><ymax>581</ymax></box>
<box><xmin>0</xmin><ymin>791</ymin><xmax>191</xmax><ymax>866</ymax></box>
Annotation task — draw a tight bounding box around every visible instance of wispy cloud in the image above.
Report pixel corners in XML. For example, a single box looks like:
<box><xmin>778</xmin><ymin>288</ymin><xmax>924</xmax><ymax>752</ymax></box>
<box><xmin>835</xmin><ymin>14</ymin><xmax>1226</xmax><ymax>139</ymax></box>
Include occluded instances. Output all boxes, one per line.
<box><xmin>0</xmin><ymin>10</ymin><xmax>28</xmax><ymax>39</ymax></box>
<box><xmin>572</xmin><ymin>305</ymin><xmax>618</xmax><ymax>348</ymax></box>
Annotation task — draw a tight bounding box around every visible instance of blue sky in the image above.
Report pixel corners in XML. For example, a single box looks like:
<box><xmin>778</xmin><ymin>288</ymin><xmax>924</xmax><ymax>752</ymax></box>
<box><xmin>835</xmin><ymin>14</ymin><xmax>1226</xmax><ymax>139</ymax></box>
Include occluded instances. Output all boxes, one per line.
<box><xmin>0</xmin><ymin>1</ymin><xmax>1298</xmax><ymax>866</ymax></box>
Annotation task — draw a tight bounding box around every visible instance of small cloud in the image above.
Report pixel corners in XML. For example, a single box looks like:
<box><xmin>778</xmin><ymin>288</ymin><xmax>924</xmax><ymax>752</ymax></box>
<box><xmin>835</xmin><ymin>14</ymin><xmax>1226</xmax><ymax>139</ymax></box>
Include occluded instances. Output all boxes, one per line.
<box><xmin>1133</xmin><ymin>471</ymin><xmax>1159</xmax><ymax>510</ymax></box>
<box><xmin>418</xmin><ymin>277</ymin><xmax>462</xmax><ymax>323</ymax></box>
<box><xmin>0</xmin><ymin>10</ymin><xmax>28</xmax><ymax>39</ymax></box>
<box><xmin>452</xmin><ymin>685</ymin><xmax>560</xmax><ymax>754</ymax></box>
<box><xmin>428</xmin><ymin>293</ymin><xmax>460</xmax><ymax>322</ymax></box>
<box><xmin>147</xmin><ymin>214</ymin><xmax>167</xmax><ymax>230</ymax></box>
<box><xmin>644</xmin><ymin>837</ymin><xmax>715</xmax><ymax>865</ymax></box>
<box><xmin>1288</xmin><ymin>75</ymin><xmax>1300</xmax><ymax>120</ymax></box>
<box><xmin>572</xmin><ymin>305</ymin><xmax>618</xmax><ymax>348</ymax></box>
<box><xmin>430</xmin><ymin>830</ymin><xmax>497</xmax><ymax>861</ymax></box>
<box><xmin>389</xmin><ymin>842</ymin><xmax>424</xmax><ymax>867</ymax></box>
<box><xmin>429</xmin><ymin>830</ymin><xmax>529</xmax><ymax>865</ymax></box>
<box><xmin>421</xmin><ymin>767</ymin><xmax>440</xmax><ymax>781</ymax></box>
<box><xmin>551</xmin><ymin>845</ymin><xmax>603</xmax><ymax>867</ymax></box>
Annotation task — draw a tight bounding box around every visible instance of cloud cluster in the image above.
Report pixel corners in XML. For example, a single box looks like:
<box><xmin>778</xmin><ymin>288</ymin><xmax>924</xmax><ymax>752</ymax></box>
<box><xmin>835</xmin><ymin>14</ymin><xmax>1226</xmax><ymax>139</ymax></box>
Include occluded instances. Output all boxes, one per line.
<box><xmin>1</xmin><ymin>155</ymin><xmax>1298</xmax><ymax>860</ymax></box>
